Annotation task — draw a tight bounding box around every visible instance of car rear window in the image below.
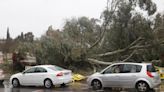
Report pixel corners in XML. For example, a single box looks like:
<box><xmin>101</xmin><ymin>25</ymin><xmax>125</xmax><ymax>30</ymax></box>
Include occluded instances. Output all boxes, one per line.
<box><xmin>147</xmin><ymin>65</ymin><xmax>156</xmax><ymax>72</ymax></box>
<box><xmin>48</xmin><ymin>66</ymin><xmax>64</xmax><ymax>71</ymax></box>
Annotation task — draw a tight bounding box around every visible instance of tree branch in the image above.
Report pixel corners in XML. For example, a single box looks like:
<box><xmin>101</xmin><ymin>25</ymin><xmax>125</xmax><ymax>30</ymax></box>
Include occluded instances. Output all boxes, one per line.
<box><xmin>88</xmin><ymin>50</ymin><xmax>136</xmax><ymax>65</ymax></box>
<box><xmin>122</xmin><ymin>50</ymin><xmax>136</xmax><ymax>62</ymax></box>
<box><xmin>97</xmin><ymin>37</ymin><xmax>143</xmax><ymax>57</ymax></box>
<box><xmin>125</xmin><ymin>37</ymin><xmax>143</xmax><ymax>50</ymax></box>
<box><xmin>87</xmin><ymin>0</ymin><xmax>120</xmax><ymax>52</ymax></box>
<box><xmin>87</xmin><ymin>28</ymin><xmax>105</xmax><ymax>50</ymax></box>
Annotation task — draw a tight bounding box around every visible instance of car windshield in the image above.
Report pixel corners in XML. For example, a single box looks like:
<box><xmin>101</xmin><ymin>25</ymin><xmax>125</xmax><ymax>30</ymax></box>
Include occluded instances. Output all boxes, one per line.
<box><xmin>48</xmin><ymin>65</ymin><xmax>65</xmax><ymax>71</ymax></box>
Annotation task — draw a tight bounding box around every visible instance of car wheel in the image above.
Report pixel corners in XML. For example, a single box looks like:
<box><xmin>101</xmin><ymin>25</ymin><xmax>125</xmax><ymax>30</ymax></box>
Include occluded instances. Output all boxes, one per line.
<box><xmin>44</xmin><ymin>79</ymin><xmax>53</xmax><ymax>89</ymax></box>
<box><xmin>91</xmin><ymin>79</ymin><xmax>102</xmax><ymax>90</ymax></box>
<box><xmin>12</xmin><ymin>78</ymin><xmax>20</xmax><ymax>87</ymax></box>
<box><xmin>136</xmin><ymin>81</ymin><xmax>150</xmax><ymax>92</ymax></box>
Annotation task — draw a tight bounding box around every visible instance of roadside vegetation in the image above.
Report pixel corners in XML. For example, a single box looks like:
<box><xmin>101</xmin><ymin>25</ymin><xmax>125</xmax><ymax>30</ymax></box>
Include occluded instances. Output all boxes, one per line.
<box><xmin>1</xmin><ymin>0</ymin><xmax>164</xmax><ymax>73</ymax></box>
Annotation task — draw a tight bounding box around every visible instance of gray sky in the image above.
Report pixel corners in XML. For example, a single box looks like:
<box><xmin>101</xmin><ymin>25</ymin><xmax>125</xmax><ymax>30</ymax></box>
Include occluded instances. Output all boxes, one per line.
<box><xmin>0</xmin><ymin>0</ymin><xmax>163</xmax><ymax>38</ymax></box>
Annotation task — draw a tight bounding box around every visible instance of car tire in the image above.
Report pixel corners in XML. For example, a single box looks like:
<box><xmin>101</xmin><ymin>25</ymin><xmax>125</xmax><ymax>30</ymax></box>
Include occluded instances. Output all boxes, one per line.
<box><xmin>91</xmin><ymin>79</ymin><xmax>102</xmax><ymax>90</ymax></box>
<box><xmin>136</xmin><ymin>81</ymin><xmax>150</xmax><ymax>92</ymax></box>
<box><xmin>44</xmin><ymin>79</ymin><xmax>53</xmax><ymax>89</ymax></box>
<box><xmin>12</xmin><ymin>78</ymin><xmax>20</xmax><ymax>88</ymax></box>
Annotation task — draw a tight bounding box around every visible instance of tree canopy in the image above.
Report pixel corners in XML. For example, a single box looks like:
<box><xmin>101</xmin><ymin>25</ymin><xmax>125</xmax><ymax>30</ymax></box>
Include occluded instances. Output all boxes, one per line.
<box><xmin>8</xmin><ymin>0</ymin><xmax>164</xmax><ymax>71</ymax></box>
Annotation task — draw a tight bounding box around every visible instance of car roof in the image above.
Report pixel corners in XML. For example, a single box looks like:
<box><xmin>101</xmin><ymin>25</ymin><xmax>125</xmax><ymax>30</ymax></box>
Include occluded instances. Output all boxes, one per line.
<box><xmin>34</xmin><ymin>65</ymin><xmax>54</xmax><ymax>68</ymax></box>
<box><xmin>111</xmin><ymin>62</ymin><xmax>152</xmax><ymax>65</ymax></box>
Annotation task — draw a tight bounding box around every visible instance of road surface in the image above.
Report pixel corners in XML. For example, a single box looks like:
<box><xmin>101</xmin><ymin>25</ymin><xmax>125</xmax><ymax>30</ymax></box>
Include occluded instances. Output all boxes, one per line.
<box><xmin>0</xmin><ymin>80</ymin><xmax>162</xmax><ymax>92</ymax></box>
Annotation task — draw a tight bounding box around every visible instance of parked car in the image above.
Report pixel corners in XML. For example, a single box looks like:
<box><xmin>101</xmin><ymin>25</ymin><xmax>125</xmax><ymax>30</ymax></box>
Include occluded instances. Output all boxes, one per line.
<box><xmin>10</xmin><ymin>65</ymin><xmax>72</xmax><ymax>88</ymax></box>
<box><xmin>87</xmin><ymin>63</ymin><xmax>161</xmax><ymax>92</ymax></box>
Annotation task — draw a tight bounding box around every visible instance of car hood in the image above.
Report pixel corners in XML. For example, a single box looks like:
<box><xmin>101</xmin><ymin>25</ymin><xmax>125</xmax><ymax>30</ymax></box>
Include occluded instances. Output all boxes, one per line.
<box><xmin>90</xmin><ymin>72</ymin><xmax>101</xmax><ymax>77</ymax></box>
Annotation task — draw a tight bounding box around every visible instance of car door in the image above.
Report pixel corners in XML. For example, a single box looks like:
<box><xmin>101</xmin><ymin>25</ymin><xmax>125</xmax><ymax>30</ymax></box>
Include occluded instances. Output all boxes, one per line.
<box><xmin>20</xmin><ymin>67</ymin><xmax>36</xmax><ymax>85</ymax></box>
<box><xmin>119</xmin><ymin>64</ymin><xmax>142</xmax><ymax>88</ymax></box>
<box><xmin>101</xmin><ymin>64</ymin><xmax>122</xmax><ymax>87</ymax></box>
<box><xmin>34</xmin><ymin>67</ymin><xmax>47</xmax><ymax>85</ymax></box>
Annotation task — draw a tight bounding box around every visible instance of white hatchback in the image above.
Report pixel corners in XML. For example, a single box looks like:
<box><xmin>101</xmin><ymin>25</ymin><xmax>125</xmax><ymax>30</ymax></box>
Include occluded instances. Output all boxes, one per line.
<box><xmin>87</xmin><ymin>63</ymin><xmax>161</xmax><ymax>92</ymax></box>
<box><xmin>10</xmin><ymin>65</ymin><xmax>72</xmax><ymax>88</ymax></box>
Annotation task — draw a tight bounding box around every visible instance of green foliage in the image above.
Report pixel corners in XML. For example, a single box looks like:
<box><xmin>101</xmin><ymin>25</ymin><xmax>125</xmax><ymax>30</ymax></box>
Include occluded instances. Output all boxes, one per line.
<box><xmin>9</xmin><ymin>0</ymin><xmax>164</xmax><ymax>69</ymax></box>
<box><xmin>99</xmin><ymin>0</ymin><xmax>161</xmax><ymax>62</ymax></box>
<box><xmin>35</xmin><ymin>36</ymin><xmax>64</xmax><ymax>65</ymax></box>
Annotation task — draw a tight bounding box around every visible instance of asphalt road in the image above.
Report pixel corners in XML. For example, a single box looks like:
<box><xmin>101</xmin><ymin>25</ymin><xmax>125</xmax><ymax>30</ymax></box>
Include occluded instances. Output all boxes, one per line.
<box><xmin>0</xmin><ymin>80</ymin><xmax>163</xmax><ymax>92</ymax></box>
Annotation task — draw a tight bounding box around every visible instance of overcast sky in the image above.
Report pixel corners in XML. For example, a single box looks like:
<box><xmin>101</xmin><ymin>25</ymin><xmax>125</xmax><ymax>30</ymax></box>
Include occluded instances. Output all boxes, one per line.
<box><xmin>0</xmin><ymin>0</ymin><xmax>164</xmax><ymax>39</ymax></box>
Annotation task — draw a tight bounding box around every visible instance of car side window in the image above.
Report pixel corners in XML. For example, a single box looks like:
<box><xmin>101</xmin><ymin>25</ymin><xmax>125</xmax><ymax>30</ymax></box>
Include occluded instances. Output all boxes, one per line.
<box><xmin>136</xmin><ymin>65</ymin><xmax>142</xmax><ymax>72</ymax></box>
<box><xmin>112</xmin><ymin>65</ymin><xmax>121</xmax><ymax>73</ymax></box>
<box><xmin>24</xmin><ymin>68</ymin><xmax>36</xmax><ymax>73</ymax></box>
<box><xmin>122</xmin><ymin>64</ymin><xmax>142</xmax><ymax>73</ymax></box>
<box><xmin>35</xmin><ymin>67</ymin><xmax>47</xmax><ymax>73</ymax></box>
<box><xmin>122</xmin><ymin>64</ymin><xmax>132</xmax><ymax>73</ymax></box>
<box><xmin>103</xmin><ymin>64</ymin><xmax>123</xmax><ymax>74</ymax></box>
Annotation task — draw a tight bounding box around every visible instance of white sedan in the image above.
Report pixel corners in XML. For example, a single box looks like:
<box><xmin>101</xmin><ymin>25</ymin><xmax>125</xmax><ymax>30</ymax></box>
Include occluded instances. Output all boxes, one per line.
<box><xmin>10</xmin><ymin>65</ymin><xmax>72</xmax><ymax>88</ymax></box>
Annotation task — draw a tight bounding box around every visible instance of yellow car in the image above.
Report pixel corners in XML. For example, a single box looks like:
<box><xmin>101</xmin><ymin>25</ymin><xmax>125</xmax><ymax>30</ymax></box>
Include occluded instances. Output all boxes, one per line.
<box><xmin>155</xmin><ymin>66</ymin><xmax>164</xmax><ymax>79</ymax></box>
<box><xmin>72</xmin><ymin>74</ymin><xmax>86</xmax><ymax>81</ymax></box>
